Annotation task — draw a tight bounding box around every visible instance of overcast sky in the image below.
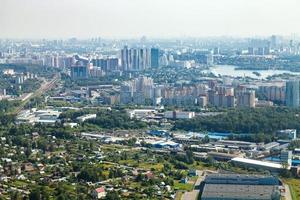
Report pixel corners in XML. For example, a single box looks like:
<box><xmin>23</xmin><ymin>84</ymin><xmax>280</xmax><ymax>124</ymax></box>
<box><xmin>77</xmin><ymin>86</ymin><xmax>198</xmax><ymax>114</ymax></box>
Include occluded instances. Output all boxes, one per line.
<box><xmin>1</xmin><ymin>0</ymin><xmax>300</xmax><ymax>39</ymax></box>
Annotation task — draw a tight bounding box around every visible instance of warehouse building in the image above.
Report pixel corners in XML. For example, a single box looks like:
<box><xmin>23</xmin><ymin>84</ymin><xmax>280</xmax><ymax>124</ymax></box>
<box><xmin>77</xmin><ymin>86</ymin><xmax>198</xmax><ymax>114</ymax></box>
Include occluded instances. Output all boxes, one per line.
<box><xmin>201</xmin><ymin>184</ymin><xmax>280</xmax><ymax>200</ymax></box>
<box><xmin>204</xmin><ymin>174</ymin><xmax>279</xmax><ymax>185</ymax></box>
<box><xmin>201</xmin><ymin>174</ymin><xmax>281</xmax><ymax>200</ymax></box>
<box><xmin>215</xmin><ymin>140</ymin><xmax>257</xmax><ymax>150</ymax></box>
<box><xmin>231</xmin><ymin>157</ymin><xmax>288</xmax><ymax>172</ymax></box>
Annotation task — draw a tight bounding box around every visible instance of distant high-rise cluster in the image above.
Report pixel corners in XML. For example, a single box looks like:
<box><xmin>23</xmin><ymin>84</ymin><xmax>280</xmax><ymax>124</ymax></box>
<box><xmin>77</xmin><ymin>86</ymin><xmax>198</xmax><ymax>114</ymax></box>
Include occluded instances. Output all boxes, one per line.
<box><xmin>208</xmin><ymin>85</ymin><xmax>256</xmax><ymax>108</ymax></box>
<box><xmin>236</xmin><ymin>89</ymin><xmax>256</xmax><ymax>108</ymax></box>
<box><xmin>70</xmin><ymin>55</ymin><xmax>90</xmax><ymax>79</ymax></box>
<box><xmin>121</xmin><ymin>46</ymin><xmax>159</xmax><ymax>71</ymax></box>
<box><xmin>70</xmin><ymin>56</ymin><xmax>120</xmax><ymax>79</ymax></box>
<box><xmin>258</xmin><ymin>82</ymin><xmax>286</xmax><ymax>103</ymax></box>
<box><xmin>91</xmin><ymin>57</ymin><xmax>119</xmax><ymax>72</ymax></box>
<box><xmin>119</xmin><ymin>78</ymin><xmax>260</xmax><ymax>108</ymax></box>
<box><xmin>120</xmin><ymin>76</ymin><xmax>155</xmax><ymax>105</ymax></box>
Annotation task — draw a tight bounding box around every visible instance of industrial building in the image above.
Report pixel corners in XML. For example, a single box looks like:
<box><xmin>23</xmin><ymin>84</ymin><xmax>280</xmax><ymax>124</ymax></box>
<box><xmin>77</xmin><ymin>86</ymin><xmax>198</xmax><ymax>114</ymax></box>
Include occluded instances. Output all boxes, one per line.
<box><xmin>164</xmin><ymin>111</ymin><xmax>195</xmax><ymax>119</ymax></box>
<box><xmin>207</xmin><ymin>152</ymin><xmax>241</xmax><ymax>161</ymax></box>
<box><xmin>215</xmin><ymin>140</ymin><xmax>257</xmax><ymax>150</ymax></box>
<box><xmin>201</xmin><ymin>174</ymin><xmax>281</xmax><ymax>200</ymax></box>
<box><xmin>16</xmin><ymin>109</ymin><xmax>62</xmax><ymax>124</ymax></box>
<box><xmin>127</xmin><ymin>109</ymin><xmax>157</xmax><ymax>119</ymax></box>
<box><xmin>201</xmin><ymin>184</ymin><xmax>280</xmax><ymax>200</ymax></box>
<box><xmin>144</xmin><ymin>139</ymin><xmax>181</xmax><ymax>149</ymax></box>
<box><xmin>231</xmin><ymin>157</ymin><xmax>288</xmax><ymax>172</ymax></box>
<box><xmin>258</xmin><ymin>142</ymin><xmax>280</xmax><ymax>151</ymax></box>
<box><xmin>204</xmin><ymin>174</ymin><xmax>280</xmax><ymax>185</ymax></box>
<box><xmin>276</xmin><ymin>129</ymin><xmax>297</xmax><ymax>140</ymax></box>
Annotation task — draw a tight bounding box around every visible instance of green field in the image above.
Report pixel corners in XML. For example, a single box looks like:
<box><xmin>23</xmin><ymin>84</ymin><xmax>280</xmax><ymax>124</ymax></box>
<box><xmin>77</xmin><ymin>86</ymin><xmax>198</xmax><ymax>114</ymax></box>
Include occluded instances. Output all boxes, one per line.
<box><xmin>284</xmin><ymin>178</ymin><xmax>300</xmax><ymax>200</ymax></box>
<box><xmin>174</xmin><ymin>181</ymin><xmax>194</xmax><ymax>191</ymax></box>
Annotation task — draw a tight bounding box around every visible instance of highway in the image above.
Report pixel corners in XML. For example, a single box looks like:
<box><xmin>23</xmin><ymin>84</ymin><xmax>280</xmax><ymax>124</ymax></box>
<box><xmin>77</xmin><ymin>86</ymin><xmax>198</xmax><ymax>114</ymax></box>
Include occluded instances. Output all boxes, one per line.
<box><xmin>12</xmin><ymin>74</ymin><xmax>60</xmax><ymax>115</ymax></box>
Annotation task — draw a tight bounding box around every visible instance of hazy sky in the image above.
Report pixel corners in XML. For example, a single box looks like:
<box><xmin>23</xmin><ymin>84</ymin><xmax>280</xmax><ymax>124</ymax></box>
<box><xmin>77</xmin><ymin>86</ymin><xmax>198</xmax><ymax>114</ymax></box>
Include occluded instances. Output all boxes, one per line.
<box><xmin>1</xmin><ymin>0</ymin><xmax>300</xmax><ymax>39</ymax></box>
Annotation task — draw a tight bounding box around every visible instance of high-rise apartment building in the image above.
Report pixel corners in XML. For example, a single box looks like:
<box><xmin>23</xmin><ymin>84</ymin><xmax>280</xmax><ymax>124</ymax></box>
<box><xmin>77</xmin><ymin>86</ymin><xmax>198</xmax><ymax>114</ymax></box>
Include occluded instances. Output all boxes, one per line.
<box><xmin>150</xmin><ymin>48</ymin><xmax>159</xmax><ymax>68</ymax></box>
<box><xmin>120</xmin><ymin>76</ymin><xmax>154</xmax><ymax>105</ymax></box>
<box><xmin>121</xmin><ymin>46</ymin><xmax>154</xmax><ymax>71</ymax></box>
<box><xmin>70</xmin><ymin>65</ymin><xmax>89</xmax><ymax>79</ymax></box>
<box><xmin>285</xmin><ymin>80</ymin><xmax>300</xmax><ymax>107</ymax></box>
<box><xmin>236</xmin><ymin>90</ymin><xmax>256</xmax><ymax>108</ymax></box>
<box><xmin>70</xmin><ymin>55</ymin><xmax>90</xmax><ymax>79</ymax></box>
<box><xmin>92</xmin><ymin>57</ymin><xmax>119</xmax><ymax>72</ymax></box>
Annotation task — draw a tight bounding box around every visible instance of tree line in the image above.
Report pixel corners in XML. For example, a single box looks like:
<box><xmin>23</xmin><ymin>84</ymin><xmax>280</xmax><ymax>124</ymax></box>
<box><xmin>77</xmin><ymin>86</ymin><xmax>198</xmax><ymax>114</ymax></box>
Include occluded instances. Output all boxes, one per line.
<box><xmin>174</xmin><ymin>107</ymin><xmax>300</xmax><ymax>135</ymax></box>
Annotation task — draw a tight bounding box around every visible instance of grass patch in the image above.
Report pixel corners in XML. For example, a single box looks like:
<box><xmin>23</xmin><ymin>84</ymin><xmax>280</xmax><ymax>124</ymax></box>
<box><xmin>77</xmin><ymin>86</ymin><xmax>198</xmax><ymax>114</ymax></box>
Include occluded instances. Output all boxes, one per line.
<box><xmin>119</xmin><ymin>159</ymin><xmax>136</xmax><ymax>166</ymax></box>
<box><xmin>138</xmin><ymin>162</ymin><xmax>164</xmax><ymax>171</ymax></box>
<box><xmin>283</xmin><ymin>178</ymin><xmax>300</xmax><ymax>200</ymax></box>
<box><xmin>174</xmin><ymin>181</ymin><xmax>194</xmax><ymax>191</ymax></box>
<box><xmin>11</xmin><ymin>180</ymin><xmax>28</xmax><ymax>188</ymax></box>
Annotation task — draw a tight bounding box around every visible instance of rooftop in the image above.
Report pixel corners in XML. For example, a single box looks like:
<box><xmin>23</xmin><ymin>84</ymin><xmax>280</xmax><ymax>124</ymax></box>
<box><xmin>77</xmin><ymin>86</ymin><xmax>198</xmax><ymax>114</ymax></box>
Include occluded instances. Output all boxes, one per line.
<box><xmin>202</xmin><ymin>184</ymin><xmax>279</xmax><ymax>200</ymax></box>
<box><xmin>231</xmin><ymin>157</ymin><xmax>284</xmax><ymax>169</ymax></box>
<box><xmin>204</xmin><ymin>173</ymin><xmax>279</xmax><ymax>185</ymax></box>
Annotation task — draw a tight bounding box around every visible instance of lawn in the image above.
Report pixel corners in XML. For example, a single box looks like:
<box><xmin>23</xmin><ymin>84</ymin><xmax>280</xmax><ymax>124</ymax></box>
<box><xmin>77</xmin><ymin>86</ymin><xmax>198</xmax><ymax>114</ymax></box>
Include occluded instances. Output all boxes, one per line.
<box><xmin>283</xmin><ymin>178</ymin><xmax>300</xmax><ymax>200</ymax></box>
<box><xmin>119</xmin><ymin>159</ymin><xmax>136</xmax><ymax>166</ymax></box>
<box><xmin>174</xmin><ymin>181</ymin><xmax>194</xmax><ymax>191</ymax></box>
<box><xmin>138</xmin><ymin>162</ymin><xmax>164</xmax><ymax>171</ymax></box>
<box><xmin>11</xmin><ymin>180</ymin><xmax>29</xmax><ymax>188</ymax></box>
<box><xmin>186</xmin><ymin>161</ymin><xmax>215</xmax><ymax>171</ymax></box>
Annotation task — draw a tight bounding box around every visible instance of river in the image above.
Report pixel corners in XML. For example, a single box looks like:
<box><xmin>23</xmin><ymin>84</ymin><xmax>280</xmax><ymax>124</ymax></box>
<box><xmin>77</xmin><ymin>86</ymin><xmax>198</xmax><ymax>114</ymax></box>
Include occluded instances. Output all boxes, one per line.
<box><xmin>206</xmin><ymin>65</ymin><xmax>300</xmax><ymax>79</ymax></box>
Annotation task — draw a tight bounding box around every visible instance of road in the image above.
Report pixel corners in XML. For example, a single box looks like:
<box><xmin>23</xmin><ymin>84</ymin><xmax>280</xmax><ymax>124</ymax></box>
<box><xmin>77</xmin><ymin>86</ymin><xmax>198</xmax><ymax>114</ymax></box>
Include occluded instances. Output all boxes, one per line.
<box><xmin>181</xmin><ymin>170</ymin><xmax>204</xmax><ymax>200</ymax></box>
<box><xmin>284</xmin><ymin>184</ymin><xmax>292</xmax><ymax>200</ymax></box>
<box><xmin>13</xmin><ymin>74</ymin><xmax>60</xmax><ymax>114</ymax></box>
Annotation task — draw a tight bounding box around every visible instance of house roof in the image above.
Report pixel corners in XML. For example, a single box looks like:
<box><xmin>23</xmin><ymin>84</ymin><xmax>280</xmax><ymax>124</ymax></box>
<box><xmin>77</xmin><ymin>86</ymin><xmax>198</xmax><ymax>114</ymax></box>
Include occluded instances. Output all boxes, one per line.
<box><xmin>95</xmin><ymin>187</ymin><xmax>105</xmax><ymax>193</ymax></box>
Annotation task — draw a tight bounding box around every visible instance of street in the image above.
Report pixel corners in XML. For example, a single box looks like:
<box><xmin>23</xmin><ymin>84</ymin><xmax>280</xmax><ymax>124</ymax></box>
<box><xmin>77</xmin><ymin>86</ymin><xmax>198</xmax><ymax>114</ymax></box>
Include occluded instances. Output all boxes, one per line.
<box><xmin>181</xmin><ymin>170</ymin><xmax>204</xmax><ymax>200</ymax></box>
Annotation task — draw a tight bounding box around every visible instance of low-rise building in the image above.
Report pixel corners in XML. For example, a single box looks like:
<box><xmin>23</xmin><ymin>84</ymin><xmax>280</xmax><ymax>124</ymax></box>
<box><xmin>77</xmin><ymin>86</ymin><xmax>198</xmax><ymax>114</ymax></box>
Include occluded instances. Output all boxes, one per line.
<box><xmin>164</xmin><ymin>111</ymin><xmax>195</xmax><ymax>119</ymax></box>
<box><xmin>127</xmin><ymin>109</ymin><xmax>157</xmax><ymax>119</ymax></box>
<box><xmin>16</xmin><ymin>109</ymin><xmax>61</xmax><ymax>124</ymax></box>
<box><xmin>215</xmin><ymin>140</ymin><xmax>257</xmax><ymax>150</ymax></box>
<box><xmin>231</xmin><ymin>157</ymin><xmax>288</xmax><ymax>172</ymax></box>
<box><xmin>259</xmin><ymin>142</ymin><xmax>280</xmax><ymax>151</ymax></box>
<box><xmin>92</xmin><ymin>187</ymin><xmax>106</xmax><ymax>199</ymax></box>
<box><xmin>276</xmin><ymin>129</ymin><xmax>297</xmax><ymax>140</ymax></box>
<box><xmin>77</xmin><ymin>114</ymin><xmax>97</xmax><ymax>122</ymax></box>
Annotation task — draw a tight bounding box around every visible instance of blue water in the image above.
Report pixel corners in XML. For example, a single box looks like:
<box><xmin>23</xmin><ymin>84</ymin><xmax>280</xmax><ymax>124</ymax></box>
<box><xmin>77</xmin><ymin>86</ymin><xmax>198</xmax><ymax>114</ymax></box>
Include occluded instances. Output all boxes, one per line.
<box><xmin>207</xmin><ymin>65</ymin><xmax>300</xmax><ymax>79</ymax></box>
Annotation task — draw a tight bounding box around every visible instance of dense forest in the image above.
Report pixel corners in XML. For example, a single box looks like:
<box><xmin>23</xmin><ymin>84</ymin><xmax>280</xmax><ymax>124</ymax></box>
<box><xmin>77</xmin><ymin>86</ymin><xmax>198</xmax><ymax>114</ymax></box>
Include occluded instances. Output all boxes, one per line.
<box><xmin>60</xmin><ymin>108</ymin><xmax>147</xmax><ymax>130</ymax></box>
<box><xmin>0</xmin><ymin>71</ymin><xmax>42</xmax><ymax>96</ymax></box>
<box><xmin>173</xmin><ymin>107</ymin><xmax>300</xmax><ymax>134</ymax></box>
<box><xmin>0</xmin><ymin>100</ymin><xmax>19</xmax><ymax>125</ymax></box>
<box><xmin>87</xmin><ymin>110</ymin><xmax>147</xmax><ymax>129</ymax></box>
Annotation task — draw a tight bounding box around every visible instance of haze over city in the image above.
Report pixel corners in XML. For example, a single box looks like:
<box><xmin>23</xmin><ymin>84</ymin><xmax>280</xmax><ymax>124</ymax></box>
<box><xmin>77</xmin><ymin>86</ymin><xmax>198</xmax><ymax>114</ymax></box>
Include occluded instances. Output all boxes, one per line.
<box><xmin>1</xmin><ymin>0</ymin><xmax>300</xmax><ymax>39</ymax></box>
<box><xmin>1</xmin><ymin>1</ymin><xmax>300</xmax><ymax>200</ymax></box>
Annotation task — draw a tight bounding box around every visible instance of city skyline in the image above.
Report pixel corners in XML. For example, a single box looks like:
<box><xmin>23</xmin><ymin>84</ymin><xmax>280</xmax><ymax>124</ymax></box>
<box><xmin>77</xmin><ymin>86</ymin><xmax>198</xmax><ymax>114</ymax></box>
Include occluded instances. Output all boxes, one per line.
<box><xmin>1</xmin><ymin>0</ymin><xmax>300</xmax><ymax>199</ymax></box>
<box><xmin>1</xmin><ymin>0</ymin><xmax>300</xmax><ymax>39</ymax></box>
